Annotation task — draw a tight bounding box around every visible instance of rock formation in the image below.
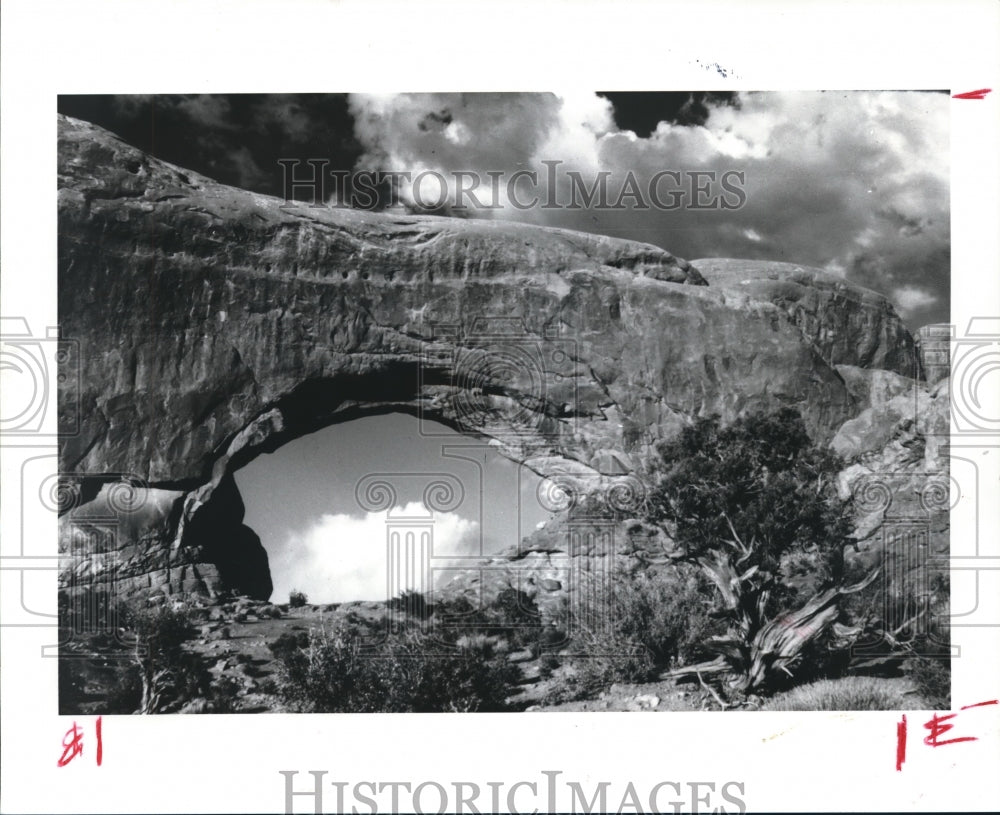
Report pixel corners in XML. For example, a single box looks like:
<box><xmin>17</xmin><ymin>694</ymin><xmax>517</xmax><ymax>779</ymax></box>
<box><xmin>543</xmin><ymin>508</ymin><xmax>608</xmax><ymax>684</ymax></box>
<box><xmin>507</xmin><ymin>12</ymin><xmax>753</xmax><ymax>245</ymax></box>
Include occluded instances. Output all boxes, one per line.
<box><xmin>56</xmin><ymin>114</ymin><xmax>945</xmax><ymax>608</ymax></box>
<box><xmin>915</xmin><ymin>323</ymin><xmax>953</xmax><ymax>386</ymax></box>
<box><xmin>693</xmin><ymin>258</ymin><xmax>921</xmax><ymax>378</ymax></box>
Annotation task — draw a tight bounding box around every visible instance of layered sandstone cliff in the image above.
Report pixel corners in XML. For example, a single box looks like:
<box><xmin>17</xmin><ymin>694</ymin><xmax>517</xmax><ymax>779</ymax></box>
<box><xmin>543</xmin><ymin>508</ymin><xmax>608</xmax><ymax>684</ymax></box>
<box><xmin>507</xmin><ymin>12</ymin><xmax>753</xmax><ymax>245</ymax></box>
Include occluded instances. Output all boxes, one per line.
<box><xmin>56</xmin><ymin>114</ymin><xmax>943</xmax><ymax>605</ymax></box>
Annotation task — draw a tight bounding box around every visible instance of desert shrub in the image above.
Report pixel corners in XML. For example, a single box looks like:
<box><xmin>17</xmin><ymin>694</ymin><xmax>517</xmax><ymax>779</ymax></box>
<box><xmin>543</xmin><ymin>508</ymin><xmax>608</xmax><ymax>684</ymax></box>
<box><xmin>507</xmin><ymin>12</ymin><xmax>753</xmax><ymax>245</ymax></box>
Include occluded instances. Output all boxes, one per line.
<box><xmin>840</xmin><ymin>562</ymin><xmax>951</xmax><ymax>701</ymax></box>
<box><xmin>273</xmin><ymin>623</ymin><xmax>519</xmax><ymax>712</ymax></box>
<box><xmin>258</xmin><ymin>604</ymin><xmax>282</xmax><ymax>619</ymax></box>
<box><xmin>428</xmin><ymin>589</ymin><xmax>543</xmax><ymax>651</ymax></box>
<box><xmin>477</xmin><ymin>588</ymin><xmax>543</xmax><ymax>649</ymax></box>
<box><xmin>58</xmin><ymin>602</ymin><xmax>206</xmax><ymax>715</ymax></box>
<box><xmin>568</xmin><ymin>630</ymin><xmax>658</xmax><ymax>696</ymax></box>
<box><xmin>126</xmin><ymin>605</ymin><xmax>195</xmax><ymax>653</ymax></box>
<box><xmin>614</xmin><ymin>568</ymin><xmax>721</xmax><ymax>667</ymax></box>
<box><xmin>902</xmin><ymin>656</ymin><xmax>950</xmax><ymax>709</ymax></box>
<box><xmin>560</xmin><ymin>567</ymin><xmax>723</xmax><ymax>698</ymax></box>
<box><xmin>899</xmin><ymin>573</ymin><xmax>950</xmax><ymax>709</ymax></box>
<box><xmin>388</xmin><ymin>589</ymin><xmax>431</xmax><ymax>620</ymax></box>
<box><xmin>123</xmin><ymin>604</ymin><xmax>211</xmax><ymax>713</ymax></box>
<box><xmin>205</xmin><ymin>674</ymin><xmax>243</xmax><ymax>713</ymax></box>
<box><xmin>288</xmin><ymin>589</ymin><xmax>308</xmax><ymax>609</ymax></box>
<box><xmin>396</xmin><ymin>634</ymin><xmax>520</xmax><ymax>712</ymax></box>
<box><xmin>538</xmin><ymin>653</ymin><xmax>560</xmax><ymax>678</ymax></box>
<box><xmin>60</xmin><ymin>595</ymin><xmax>239</xmax><ymax>714</ymax></box>
<box><xmin>761</xmin><ymin>676</ymin><xmax>913</xmax><ymax>711</ymax></box>
<box><xmin>268</xmin><ymin>630</ymin><xmax>311</xmax><ymax>662</ymax></box>
<box><xmin>103</xmin><ymin>663</ymin><xmax>144</xmax><ymax>713</ymax></box>
<box><xmin>537</xmin><ymin>625</ymin><xmax>570</xmax><ymax>652</ymax></box>
<box><xmin>651</xmin><ymin>408</ymin><xmax>848</xmax><ymax>572</ymax></box>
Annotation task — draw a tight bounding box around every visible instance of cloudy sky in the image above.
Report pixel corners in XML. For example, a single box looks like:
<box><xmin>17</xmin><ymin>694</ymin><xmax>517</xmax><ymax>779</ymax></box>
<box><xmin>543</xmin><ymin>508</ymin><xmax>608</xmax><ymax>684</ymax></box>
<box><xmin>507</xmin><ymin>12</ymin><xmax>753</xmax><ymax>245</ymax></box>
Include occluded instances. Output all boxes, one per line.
<box><xmin>234</xmin><ymin>414</ymin><xmax>551</xmax><ymax>603</ymax></box>
<box><xmin>59</xmin><ymin>90</ymin><xmax>950</xmax><ymax>328</ymax></box>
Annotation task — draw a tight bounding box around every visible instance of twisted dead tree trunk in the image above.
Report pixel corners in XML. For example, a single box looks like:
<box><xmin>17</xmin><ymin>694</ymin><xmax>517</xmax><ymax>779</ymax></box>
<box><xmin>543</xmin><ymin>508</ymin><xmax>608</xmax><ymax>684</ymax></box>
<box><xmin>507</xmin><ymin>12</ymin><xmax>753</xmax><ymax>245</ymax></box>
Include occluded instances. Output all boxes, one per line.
<box><xmin>661</xmin><ymin>563</ymin><xmax>879</xmax><ymax>691</ymax></box>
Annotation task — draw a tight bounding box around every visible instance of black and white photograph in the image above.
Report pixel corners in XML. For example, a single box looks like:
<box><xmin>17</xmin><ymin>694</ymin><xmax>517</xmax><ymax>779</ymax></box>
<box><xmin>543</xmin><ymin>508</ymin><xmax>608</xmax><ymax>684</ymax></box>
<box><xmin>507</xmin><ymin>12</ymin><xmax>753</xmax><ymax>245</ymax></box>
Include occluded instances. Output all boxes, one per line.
<box><xmin>2</xmin><ymin>2</ymin><xmax>998</xmax><ymax>814</ymax></box>
<box><xmin>54</xmin><ymin>90</ymin><xmax>953</xmax><ymax>717</ymax></box>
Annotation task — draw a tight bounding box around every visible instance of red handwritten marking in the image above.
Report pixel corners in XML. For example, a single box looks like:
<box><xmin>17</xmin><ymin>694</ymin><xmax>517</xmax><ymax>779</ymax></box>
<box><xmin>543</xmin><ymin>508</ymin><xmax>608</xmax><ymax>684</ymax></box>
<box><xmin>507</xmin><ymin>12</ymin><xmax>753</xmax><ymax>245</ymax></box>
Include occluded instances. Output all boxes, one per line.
<box><xmin>896</xmin><ymin>700</ymin><xmax>996</xmax><ymax>768</ymax></box>
<box><xmin>896</xmin><ymin>714</ymin><xmax>907</xmax><ymax>771</ymax></box>
<box><xmin>952</xmin><ymin>89</ymin><xmax>992</xmax><ymax>100</ymax></box>
<box><xmin>95</xmin><ymin>716</ymin><xmax>103</xmax><ymax>767</ymax></box>
<box><xmin>57</xmin><ymin>722</ymin><xmax>84</xmax><ymax>767</ymax></box>
<box><xmin>960</xmin><ymin>699</ymin><xmax>998</xmax><ymax>710</ymax></box>
<box><xmin>923</xmin><ymin>712</ymin><xmax>978</xmax><ymax>747</ymax></box>
<box><xmin>57</xmin><ymin>717</ymin><xmax>103</xmax><ymax>767</ymax></box>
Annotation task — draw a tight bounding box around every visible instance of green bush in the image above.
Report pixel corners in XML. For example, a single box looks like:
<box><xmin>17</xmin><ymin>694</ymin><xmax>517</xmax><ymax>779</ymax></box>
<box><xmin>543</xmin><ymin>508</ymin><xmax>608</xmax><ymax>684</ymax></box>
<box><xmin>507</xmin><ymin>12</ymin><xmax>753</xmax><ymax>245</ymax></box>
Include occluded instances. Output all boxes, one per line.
<box><xmin>902</xmin><ymin>656</ymin><xmax>950</xmax><ymax>709</ymax></box>
<box><xmin>429</xmin><ymin>589</ymin><xmax>543</xmax><ymax>650</ymax></box>
<box><xmin>273</xmin><ymin>623</ymin><xmax>520</xmax><ymax>712</ymax></box>
<box><xmin>288</xmin><ymin>589</ymin><xmax>308</xmax><ymax>609</ymax></box>
<box><xmin>615</xmin><ymin>568</ymin><xmax>721</xmax><ymax>667</ymax></box>
<box><xmin>568</xmin><ymin>631</ymin><xmax>657</xmax><ymax>696</ymax></box>
<box><xmin>122</xmin><ymin>604</ymin><xmax>212</xmax><ymax>713</ymax></box>
<box><xmin>388</xmin><ymin>589</ymin><xmax>431</xmax><ymax>620</ymax></box>
<box><xmin>646</xmin><ymin>408</ymin><xmax>858</xmax><ymax>691</ymax></box>
<box><xmin>562</xmin><ymin>567</ymin><xmax>723</xmax><ymax>698</ymax></box>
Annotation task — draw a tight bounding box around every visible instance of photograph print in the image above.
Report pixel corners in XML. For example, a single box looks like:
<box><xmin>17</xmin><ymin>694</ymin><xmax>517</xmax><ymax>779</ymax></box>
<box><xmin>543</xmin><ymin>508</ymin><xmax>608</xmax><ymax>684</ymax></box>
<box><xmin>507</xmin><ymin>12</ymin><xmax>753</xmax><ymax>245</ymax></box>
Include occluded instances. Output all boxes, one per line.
<box><xmin>55</xmin><ymin>91</ymin><xmax>951</xmax><ymax>715</ymax></box>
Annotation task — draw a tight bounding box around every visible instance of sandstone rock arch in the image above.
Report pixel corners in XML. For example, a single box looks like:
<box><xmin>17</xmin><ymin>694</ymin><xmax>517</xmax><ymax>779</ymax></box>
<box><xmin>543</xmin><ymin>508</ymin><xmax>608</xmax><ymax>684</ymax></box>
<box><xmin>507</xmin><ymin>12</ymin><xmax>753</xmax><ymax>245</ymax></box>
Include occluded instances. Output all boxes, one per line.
<box><xmin>56</xmin><ymin>115</ymin><xmax>925</xmax><ymax>603</ymax></box>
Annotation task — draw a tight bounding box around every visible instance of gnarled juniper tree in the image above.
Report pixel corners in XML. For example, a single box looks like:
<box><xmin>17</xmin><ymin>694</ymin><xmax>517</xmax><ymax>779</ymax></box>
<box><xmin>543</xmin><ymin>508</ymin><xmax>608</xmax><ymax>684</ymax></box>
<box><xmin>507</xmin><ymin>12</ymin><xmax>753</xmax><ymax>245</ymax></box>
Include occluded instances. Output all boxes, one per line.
<box><xmin>648</xmin><ymin>407</ymin><xmax>870</xmax><ymax>691</ymax></box>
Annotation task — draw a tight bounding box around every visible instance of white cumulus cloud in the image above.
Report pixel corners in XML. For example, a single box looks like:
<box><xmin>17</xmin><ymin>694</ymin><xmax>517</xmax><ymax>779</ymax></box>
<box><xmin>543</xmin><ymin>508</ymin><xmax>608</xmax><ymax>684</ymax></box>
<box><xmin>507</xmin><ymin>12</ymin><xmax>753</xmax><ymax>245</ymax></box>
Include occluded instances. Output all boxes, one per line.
<box><xmin>346</xmin><ymin>90</ymin><xmax>949</xmax><ymax>328</ymax></box>
<box><xmin>267</xmin><ymin>501</ymin><xmax>480</xmax><ymax>604</ymax></box>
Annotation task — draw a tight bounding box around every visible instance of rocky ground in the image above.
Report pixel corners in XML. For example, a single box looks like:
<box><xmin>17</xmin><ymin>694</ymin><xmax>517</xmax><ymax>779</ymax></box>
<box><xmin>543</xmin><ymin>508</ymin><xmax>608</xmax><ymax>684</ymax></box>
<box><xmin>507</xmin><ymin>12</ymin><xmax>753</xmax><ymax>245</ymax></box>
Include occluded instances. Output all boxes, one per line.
<box><xmin>70</xmin><ymin>595</ymin><xmax>922</xmax><ymax>715</ymax></box>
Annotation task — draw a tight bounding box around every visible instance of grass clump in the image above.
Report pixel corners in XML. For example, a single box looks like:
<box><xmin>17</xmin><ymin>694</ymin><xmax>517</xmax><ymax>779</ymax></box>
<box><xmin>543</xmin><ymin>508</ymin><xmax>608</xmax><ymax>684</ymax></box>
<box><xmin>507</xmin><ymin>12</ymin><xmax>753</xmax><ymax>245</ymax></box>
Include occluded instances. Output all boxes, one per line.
<box><xmin>761</xmin><ymin>676</ymin><xmax>915</xmax><ymax>711</ymax></box>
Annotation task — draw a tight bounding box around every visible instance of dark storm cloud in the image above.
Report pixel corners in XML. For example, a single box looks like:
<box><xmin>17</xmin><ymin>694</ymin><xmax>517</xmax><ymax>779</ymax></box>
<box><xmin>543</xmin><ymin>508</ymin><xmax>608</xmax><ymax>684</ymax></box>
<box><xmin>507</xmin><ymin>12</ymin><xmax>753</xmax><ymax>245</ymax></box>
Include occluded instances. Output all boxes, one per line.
<box><xmin>57</xmin><ymin>91</ymin><xmax>949</xmax><ymax>327</ymax></box>
<box><xmin>57</xmin><ymin>93</ymin><xmax>362</xmax><ymax>198</ymax></box>
<box><xmin>598</xmin><ymin>91</ymin><xmax>740</xmax><ymax>134</ymax></box>
<box><xmin>346</xmin><ymin>91</ymin><xmax>948</xmax><ymax>327</ymax></box>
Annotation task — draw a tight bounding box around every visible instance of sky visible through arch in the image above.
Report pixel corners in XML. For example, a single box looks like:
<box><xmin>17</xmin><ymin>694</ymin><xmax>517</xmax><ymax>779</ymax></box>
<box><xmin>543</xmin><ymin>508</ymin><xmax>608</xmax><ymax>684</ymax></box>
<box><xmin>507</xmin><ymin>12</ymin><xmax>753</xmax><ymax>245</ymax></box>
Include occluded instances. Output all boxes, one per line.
<box><xmin>234</xmin><ymin>413</ymin><xmax>554</xmax><ymax>604</ymax></box>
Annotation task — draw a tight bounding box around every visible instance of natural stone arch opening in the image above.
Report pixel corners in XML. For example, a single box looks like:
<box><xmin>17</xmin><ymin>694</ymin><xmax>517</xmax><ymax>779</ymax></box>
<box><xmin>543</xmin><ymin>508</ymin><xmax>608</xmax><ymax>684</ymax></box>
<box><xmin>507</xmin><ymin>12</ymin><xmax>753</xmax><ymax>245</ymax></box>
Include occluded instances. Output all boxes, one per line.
<box><xmin>230</xmin><ymin>410</ymin><xmax>555</xmax><ymax>605</ymax></box>
<box><xmin>59</xmin><ymin>350</ymin><xmax>626</xmax><ymax>608</ymax></box>
<box><xmin>169</xmin><ymin>385</ymin><xmax>568</xmax><ymax>604</ymax></box>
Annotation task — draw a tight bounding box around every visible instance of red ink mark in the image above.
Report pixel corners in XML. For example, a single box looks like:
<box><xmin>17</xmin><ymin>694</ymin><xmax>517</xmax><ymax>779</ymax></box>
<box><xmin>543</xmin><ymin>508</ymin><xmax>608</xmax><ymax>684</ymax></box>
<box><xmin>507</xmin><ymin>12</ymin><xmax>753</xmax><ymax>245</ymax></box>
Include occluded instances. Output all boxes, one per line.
<box><xmin>923</xmin><ymin>712</ymin><xmax>978</xmax><ymax>747</ymax></box>
<box><xmin>896</xmin><ymin>714</ymin><xmax>907</xmax><ymax>771</ymax></box>
<box><xmin>895</xmin><ymin>700</ymin><xmax>996</xmax><ymax>769</ymax></box>
<box><xmin>57</xmin><ymin>722</ymin><xmax>85</xmax><ymax>767</ymax></box>
<box><xmin>57</xmin><ymin>717</ymin><xmax>104</xmax><ymax>767</ymax></box>
<box><xmin>960</xmin><ymin>699</ymin><xmax>998</xmax><ymax>710</ymax></box>
<box><xmin>95</xmin><ymin>716</ymin><xmax>103</xmax><ymax>767</ymax></box>
<box><xmin>952</xmin><ymin>88</ymin><xmax>992</xmax><ymax>100</ymax></box>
